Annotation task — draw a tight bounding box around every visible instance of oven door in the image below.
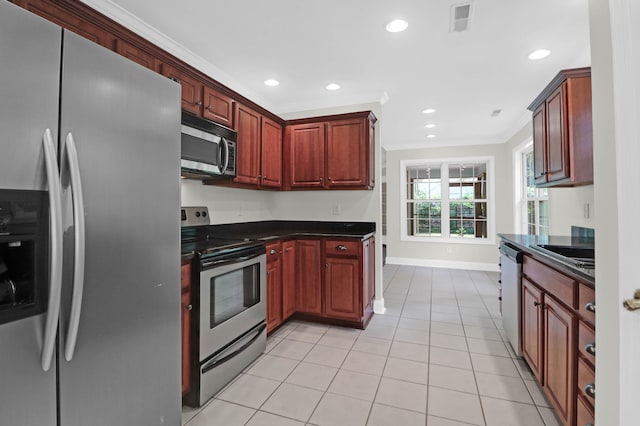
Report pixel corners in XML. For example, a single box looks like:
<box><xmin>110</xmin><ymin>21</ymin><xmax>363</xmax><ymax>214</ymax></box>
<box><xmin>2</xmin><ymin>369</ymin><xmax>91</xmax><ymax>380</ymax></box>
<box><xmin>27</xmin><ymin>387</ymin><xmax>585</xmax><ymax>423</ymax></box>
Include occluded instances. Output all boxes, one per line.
<box><xmin>199</xmin><ymin>251</ymin><xmax>266</xmax><ymax>360</ymax></box>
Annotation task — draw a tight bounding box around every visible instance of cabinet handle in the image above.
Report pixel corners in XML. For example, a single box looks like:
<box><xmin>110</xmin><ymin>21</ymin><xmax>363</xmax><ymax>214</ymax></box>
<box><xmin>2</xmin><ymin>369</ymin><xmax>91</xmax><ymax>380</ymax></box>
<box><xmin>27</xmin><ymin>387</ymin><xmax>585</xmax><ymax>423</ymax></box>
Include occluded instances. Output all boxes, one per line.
<box><xmin>533</xmin><ymin>301</ymin><xmax>543</xmax><ymax>308</ymax></box>
<box><xmin>584</xmin><ymin>383</ymin><xmax>596</xmax><ymax>399</ymax></box>
<box><xmin>585</xmin><ymin>343</ymin><xmax>596</xmax><ymax>355</ymax></box>
<box><xmin>195</xmin><ymin>100</ymin><xmax>202</xmax><ymax>106</ymax></box>
<box><xmin>186</xmin><ymin>304</ymin><xmax>193</xmax><ymax>311</ymax></box>
<box><xmin>169</xmin><ymin>76</ymin><xmax>180</xmax><ymax>84</ymax></box>
<box><xmin>328</xmin><ymin>177</ymin><xmax>332</xmax><ymax>181</ymax></box>
<box><xmin>269</xmin><ymin>249</ymin><xmax>278</xmax><ymax>255</ymax></box>
<box><xmin>206</xmin><ymin>104</ymin><xmax>212</xmax><ymax>111</ymax></box>
<box><xmin>325</xmin><ymin>263</ymin><xmax>328</xmax><ymax>268</ymax></box>
<box><xmin>284</xmin><ymin>248</ymin><xmax>290</xmax><ymax>252</ymax></box>
<box><xmin>336</xmin><ymin>245</ymin><xmax>348</xmax><ymax>251</ymax></box>
<box><xmin>585</xmin><ymin>302</ymin><xmax>596</xmax><ymax>313</ymax></box>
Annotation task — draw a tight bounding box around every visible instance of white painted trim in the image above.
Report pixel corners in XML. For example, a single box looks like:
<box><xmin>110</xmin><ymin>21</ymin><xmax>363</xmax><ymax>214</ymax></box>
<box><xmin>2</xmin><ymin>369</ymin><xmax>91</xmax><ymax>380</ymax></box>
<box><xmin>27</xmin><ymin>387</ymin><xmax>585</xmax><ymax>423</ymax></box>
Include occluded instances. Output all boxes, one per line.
<box><xmin>373</xmin><ymin>298</ymin><xmax>386</xmax><ymax>314</ymax></box>
<box><xmin>512</xmin><ymin>139</ymin><xmax>533</xmax><ymax>234</ymax></box>
<box><xmin>386</xmin><ymin>256</ymin><xmax>499</xmax><ymax>272</ymax></box>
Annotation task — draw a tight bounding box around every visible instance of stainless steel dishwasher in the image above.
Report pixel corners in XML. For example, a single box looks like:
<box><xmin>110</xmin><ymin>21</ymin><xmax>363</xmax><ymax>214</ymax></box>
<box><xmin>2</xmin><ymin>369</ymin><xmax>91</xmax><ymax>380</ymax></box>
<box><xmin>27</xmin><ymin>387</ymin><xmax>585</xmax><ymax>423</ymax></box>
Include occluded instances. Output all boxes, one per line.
<box><xmin>500</xmin><ymin>241</ymin><xmax>524</xmax><ymax>357</ymax></box>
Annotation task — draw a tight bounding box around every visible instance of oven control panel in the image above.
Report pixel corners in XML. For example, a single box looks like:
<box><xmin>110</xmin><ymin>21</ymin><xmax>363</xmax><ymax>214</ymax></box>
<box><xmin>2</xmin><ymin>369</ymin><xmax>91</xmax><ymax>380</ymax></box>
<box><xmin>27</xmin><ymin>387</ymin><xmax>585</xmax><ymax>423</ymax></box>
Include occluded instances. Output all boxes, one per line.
<box><xmin>181</xmin><ymin>206</ymin><xmax>210</xmax><ymax>227</ymax></box>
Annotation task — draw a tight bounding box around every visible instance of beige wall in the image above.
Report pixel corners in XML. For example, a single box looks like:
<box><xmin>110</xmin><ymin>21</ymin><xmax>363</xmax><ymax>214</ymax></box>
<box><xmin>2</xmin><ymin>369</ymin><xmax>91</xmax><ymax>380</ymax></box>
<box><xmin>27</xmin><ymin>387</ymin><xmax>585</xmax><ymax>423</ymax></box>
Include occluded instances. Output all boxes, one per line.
<box><xmin>384</xmin><ymin>119</ymin><xmax>595</xmax><ymax>270</ymax></box>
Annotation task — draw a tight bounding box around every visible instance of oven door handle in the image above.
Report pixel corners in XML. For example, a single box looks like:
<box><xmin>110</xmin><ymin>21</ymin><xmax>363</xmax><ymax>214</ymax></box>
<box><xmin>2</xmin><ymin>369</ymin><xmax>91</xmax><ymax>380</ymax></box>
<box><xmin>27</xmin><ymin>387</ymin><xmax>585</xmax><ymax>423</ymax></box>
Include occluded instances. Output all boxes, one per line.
<box><xmin>201</xmin><ymin>323</ymin><xmax>266</xmax><ymax>374</ymax></box>
<box><xmin>201</xmin><ymin>252</ymin><xmax>262</xmax><ymax>269</ymax></box>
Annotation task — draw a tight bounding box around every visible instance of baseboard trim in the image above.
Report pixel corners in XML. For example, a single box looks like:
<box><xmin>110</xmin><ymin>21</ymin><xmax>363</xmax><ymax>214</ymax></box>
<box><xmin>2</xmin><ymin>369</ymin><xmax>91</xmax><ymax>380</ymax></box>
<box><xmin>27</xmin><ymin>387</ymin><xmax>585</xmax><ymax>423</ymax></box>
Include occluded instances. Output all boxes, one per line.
<box><xmin>386</xmin><ymin>257</ymin><xmax>500</xmax><ymax>272</ymax></box>
<box><xmin>373</xmin><ymin>298</ymin><xmax>386</xmax><ymax>314</ymax></box>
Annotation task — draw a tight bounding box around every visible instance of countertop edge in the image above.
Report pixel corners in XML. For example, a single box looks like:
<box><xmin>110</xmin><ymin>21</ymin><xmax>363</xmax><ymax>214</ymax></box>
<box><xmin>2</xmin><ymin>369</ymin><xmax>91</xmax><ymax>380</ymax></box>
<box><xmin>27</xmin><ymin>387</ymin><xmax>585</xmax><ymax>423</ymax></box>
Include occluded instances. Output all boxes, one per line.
<box><xmin>498</xmin><ymin>234</ymin><xmax>595</xmax><ymax>286</ymax></box>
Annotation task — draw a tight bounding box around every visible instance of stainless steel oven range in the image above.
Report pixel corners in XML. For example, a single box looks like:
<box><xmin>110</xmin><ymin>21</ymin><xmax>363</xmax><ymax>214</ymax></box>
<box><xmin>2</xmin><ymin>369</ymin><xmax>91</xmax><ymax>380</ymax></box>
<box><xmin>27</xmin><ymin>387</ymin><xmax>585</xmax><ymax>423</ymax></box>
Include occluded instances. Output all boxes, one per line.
<box><xmin>181</xmin><ymin>207</ymin><xmax>266</xmax><ymax>407</ymax></box>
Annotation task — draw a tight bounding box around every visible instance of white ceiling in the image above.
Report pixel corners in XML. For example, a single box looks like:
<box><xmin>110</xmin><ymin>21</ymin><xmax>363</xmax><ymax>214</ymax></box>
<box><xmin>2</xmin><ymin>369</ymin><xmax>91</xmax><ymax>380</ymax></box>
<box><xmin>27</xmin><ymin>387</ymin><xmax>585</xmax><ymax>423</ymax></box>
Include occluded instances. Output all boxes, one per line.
<box><xmin>84</xmin><ymin>0</ymin><xmax>591</xmax><ymax>150</ymax></box>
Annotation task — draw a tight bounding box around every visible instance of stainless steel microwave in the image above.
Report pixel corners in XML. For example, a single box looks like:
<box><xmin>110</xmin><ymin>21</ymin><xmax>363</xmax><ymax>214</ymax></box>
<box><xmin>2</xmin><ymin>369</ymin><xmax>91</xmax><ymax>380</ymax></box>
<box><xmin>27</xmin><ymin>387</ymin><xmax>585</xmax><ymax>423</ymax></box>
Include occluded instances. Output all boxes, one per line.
<box><xmin>181</xmin><ymin>112</ymin><xmax>236</xmax><ymax>179</ymax></box>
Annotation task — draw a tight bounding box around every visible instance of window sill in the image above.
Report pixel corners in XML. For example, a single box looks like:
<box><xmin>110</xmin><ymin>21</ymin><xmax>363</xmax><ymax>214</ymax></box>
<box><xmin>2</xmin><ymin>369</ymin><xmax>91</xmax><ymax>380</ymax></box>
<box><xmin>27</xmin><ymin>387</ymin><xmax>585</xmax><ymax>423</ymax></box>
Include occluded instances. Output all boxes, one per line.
<box><xmin>400</xmin><ymin>235</ymin><xmax>496</xmax><ymax>245</ymax></box>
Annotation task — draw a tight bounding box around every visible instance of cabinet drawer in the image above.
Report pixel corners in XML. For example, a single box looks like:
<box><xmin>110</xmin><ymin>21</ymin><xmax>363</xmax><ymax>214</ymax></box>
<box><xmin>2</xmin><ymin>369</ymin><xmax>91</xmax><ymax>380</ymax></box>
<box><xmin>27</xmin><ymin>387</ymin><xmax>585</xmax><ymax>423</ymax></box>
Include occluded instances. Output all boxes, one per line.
<box><xmin>325</xmin><ymin>240</ymin><xmax>360</xmax><ymax>257</ymax></box>
<box><xmin>523</xmin><ymin>256</ymin><xmax>575</xmax><ymax>306</ymax></box>
<box><xmin>577</xmin><ymin>356</ymin><xmax>595</xmax><ymax>403</ymax></box>
<box><xmin>576</xmin><ymin>394</ymin><xmax>594</xmax><ymax>426</ymax></box>
<box><xmin>577</xmin><ymin>283</ymin><xmax>596</xmax><ymax>325</ymax></box>
<box><xmin>578</xmin><ymin>320</ymin><xmax>596</xmax><ymax>365</ymax></box>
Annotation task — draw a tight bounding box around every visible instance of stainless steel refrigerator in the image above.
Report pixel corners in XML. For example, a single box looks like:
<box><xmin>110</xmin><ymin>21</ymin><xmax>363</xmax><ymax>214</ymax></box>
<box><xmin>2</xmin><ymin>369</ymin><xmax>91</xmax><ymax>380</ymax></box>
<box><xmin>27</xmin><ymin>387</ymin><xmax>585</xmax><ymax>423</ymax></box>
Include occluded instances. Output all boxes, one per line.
<box><xmin>0</xmin><ymin>2</ymin><xmax>182</xmax><ymax>425</ymax></box>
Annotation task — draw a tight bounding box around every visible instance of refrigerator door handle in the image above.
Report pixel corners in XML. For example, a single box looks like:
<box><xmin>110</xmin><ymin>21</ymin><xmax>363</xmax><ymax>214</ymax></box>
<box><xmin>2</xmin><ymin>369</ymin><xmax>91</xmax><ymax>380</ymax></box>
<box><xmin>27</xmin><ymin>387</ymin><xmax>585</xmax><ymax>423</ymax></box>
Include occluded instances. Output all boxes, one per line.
<box><xmin>63</xmin><ymin>133</ymin><xmax>85</xmax><ymax>362</ymax></box>
<box><xmin>41</xmin><ymin>128</ymin><xmax>63</xmax><ymax>372</ymax></box>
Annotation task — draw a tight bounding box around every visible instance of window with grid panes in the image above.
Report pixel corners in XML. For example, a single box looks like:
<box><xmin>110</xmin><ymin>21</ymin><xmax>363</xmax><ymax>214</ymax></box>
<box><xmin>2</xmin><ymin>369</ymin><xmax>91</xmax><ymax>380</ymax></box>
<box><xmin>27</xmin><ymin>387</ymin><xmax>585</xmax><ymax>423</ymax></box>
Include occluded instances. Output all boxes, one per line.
<box><xmin>524</xmin><ymin>148</ymin><xmax>549</xmax><ymax>235</ymax></box>
<box><xmin>403</xmin><ymin>158</ymin><xmax>492</xmax><ymax>241</ymax></box>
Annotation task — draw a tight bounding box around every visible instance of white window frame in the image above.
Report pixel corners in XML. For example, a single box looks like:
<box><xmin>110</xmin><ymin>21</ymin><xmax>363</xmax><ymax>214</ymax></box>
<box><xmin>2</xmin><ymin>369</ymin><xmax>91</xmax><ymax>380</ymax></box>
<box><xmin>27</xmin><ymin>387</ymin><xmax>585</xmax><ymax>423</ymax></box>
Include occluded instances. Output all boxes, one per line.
<box><xmin>400</xmin><ymin>156</ymin><xmax>495</xmax><ymax>244</ymax></box>
<box><xmin>514</xmin><ymin>140</ymin><xmax>549</xmax><ymax>235</ymax></box>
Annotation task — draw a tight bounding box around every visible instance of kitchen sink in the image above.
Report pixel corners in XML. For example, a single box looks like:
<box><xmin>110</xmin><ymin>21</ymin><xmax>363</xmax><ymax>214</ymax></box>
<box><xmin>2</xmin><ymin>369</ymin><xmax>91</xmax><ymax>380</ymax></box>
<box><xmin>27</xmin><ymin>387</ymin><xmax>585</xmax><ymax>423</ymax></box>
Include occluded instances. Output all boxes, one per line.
<box><xmin>532</xmin><ymin>244</ymin><xmax>595</xmax><ymax>269</ymax></box>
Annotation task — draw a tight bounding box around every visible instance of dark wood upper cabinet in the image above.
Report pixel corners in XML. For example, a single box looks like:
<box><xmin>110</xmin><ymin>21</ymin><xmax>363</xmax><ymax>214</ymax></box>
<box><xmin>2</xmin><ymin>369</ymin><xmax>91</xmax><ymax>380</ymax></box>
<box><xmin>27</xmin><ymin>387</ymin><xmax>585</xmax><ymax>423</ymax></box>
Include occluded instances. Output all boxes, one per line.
<box><xmin>326</xmin><ymin>119</ymin><xmax>367</xmax><ymax>187</ymax></box>
<box><xmin>160</xmin><ymin>63</ymin><xmax>203</xmax><ymax>115</ymax></box>
<box><xmin>203</xmin><ymin>87</ymin><xmax>234</xmax><ymax>128</ymax></box>
<box><xmin>115</xmin><ymin>39</ymin><xmax>158</xmax><ymax>71</ymax></box>
<box><xmin>233</xmin><ymin>104</ymin><xmax>262</xmax><ymax>186</ymax></box>
<box><xmin>528</xmin><ymin>67</ymin><xmax>593</xmax><ymax>187</ymax></box>
<box><xmin>261</xmin><ymin>117</ymin><xmax>283</xmax><ymax>188</ymax></box>
<box><xmin>285</xmin><ymin>123</ymin><xmax>326</xmax><ymax>189</ymax></box>
<box><xmin>284</xmin><ymin>111</ymin><xmax>376</xmax><ymax>190</ymax></box>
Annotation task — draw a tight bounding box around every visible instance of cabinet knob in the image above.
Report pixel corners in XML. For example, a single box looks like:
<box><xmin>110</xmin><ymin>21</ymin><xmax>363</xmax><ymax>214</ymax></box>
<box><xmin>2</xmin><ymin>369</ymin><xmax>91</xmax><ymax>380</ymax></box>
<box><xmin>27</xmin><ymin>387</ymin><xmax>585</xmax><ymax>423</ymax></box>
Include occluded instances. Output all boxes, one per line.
<box><xmin>533</xmin><ymin>301</ymin><xmax>542</xmax><ymax>308</ymax></box>
<box><xmin>584</xmin><ymin>383</ymin><xmax>596</xmax><ymax>399</ymax></box>
<box><xmin>269</xmin><ymin>249</ymin><xmax>278</xmax><ymax>255</ymax></box>
<box><xmin>186</xmin><ymin>304</ymin><xmax>193</xmax><ymax>311</ymax></box>
<box><xmin>585</xmin><ymin>343</ymin><xmax>596</xmax><ymax>355</ymax></box>
<box><xmin>206</xmin><ymin>104</ymin><xmax>212</xmax><ymax>111</ymax></box>
<box><xmin>169</xmin><ymin>76</ymin><xmax>180</xmax><ymax>84</ymax></box>
<box><xmin>195</xmin><ymin>100</ymin><xmax>202</xmax><ymax>106</ymax></box>
<box><xmin>585</xmin><ymin>302</ymin><xmax>596</xmax><ymax>313</ymax></box>
<box><xmin>336</xmin><ymin>245</ymin><xmax>348</xmax><ymax>251</ymax></box>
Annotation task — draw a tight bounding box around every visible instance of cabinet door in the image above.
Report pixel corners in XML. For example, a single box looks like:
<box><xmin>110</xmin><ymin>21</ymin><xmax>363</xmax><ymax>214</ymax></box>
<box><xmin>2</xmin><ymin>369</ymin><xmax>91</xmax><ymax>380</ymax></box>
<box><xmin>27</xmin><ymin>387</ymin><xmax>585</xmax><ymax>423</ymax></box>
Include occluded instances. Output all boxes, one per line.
<box><xmin>325</xmin><ymin>257</ymin><xmax>360</xmax><ymax>320</ymax></box>
<box><xmin>532</xmin><ymin>104</ymin><xmax>547</xmax><ymax>185</ymax></box>
<box><xmin>522</xmin><ymin>279</ymin><xmax>544</xmax><ymax>382</ymax></box>
<box><xmin>180</xmin><ymin>262</ymin><xmax>192</xmax><ymax>397</ymax></box>
<box><xmin>286</xmin><ymin>123</ymin><xmax>325</xmax><ymax>188</ymax></box>
<box><xmin>234</xmin><ymin>104</ymin><xmax>262</xmax><ymax>186</ymax></box>
<box><xmin>326</xmin><ymin>118</ymin><xmax>367</xmax><ymax>188</ymax></box>
<box><xmin>261</xmin><ymin>117</ymin><xmax>283</xmax><ymax>188</ymax></box>
<box><xmin>114</xmin><ymin>39</ymin><xmax>157</xmax><ymax>71</ymax></box>
<box><xmin>266</xmin><ymin>257</ymin><xmax>283</xmax><ymax>333</ymax></box>
<box><xmin>543</xmin><ymin>295</ymin><xmax>576</xmax><ymax>426</ymax></box>
<box><xmin>363</xmin><ymin>237</ymin><xmax>375</xmax><ymax>314</ymax></box>
<box><xmin>281</xmin><ymin>241</ymin><xmax>297</xmax><ymax>320</ymax></box>
<box><xmin>296</xmin><ymin>240</ymin><xmax>322</xmax><ymax>314</ymax></box>
<box><xmin>368</xmin><ymin>119</ymin><xmax>375</xmax><ymax>188</ymax></box>
<box><xmin>545</xmin><ymin>85</ymin><xmax>570</xmax><ymax>183</ymax></box>
<box><xmin>203</xmin><ymin>87</ymin><xmax>234</xmax><ymax>128</ymax></box>
<box><xmin>160</xmin><ymin>63</ymin><xmax>203</xmax><ymax>115</ymax></box>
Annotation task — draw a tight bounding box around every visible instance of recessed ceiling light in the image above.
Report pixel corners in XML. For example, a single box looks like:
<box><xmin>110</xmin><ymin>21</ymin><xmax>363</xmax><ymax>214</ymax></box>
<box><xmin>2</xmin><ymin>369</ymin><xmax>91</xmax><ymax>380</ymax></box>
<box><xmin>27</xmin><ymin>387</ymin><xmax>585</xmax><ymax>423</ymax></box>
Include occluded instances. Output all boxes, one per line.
<box><xmin>528</xmin><ymin>49</ymin><xmax>551</xmax><ymax>60</ymax></box>
<box><xmin>422</xmin><ymin>108</ymin><xmax>436</xmax><ymax>114</ymax></box>
<box><xmin>264</xmin><ymin>79</ymin><xmax>280</xmax><ymax>87</ymax></box>
<box><xmin>386</xmin><ymin>19</ymin><xmax>408</xmax><ymax>33</ymax></box>
<box><xmin>325</xmin><ymin>83</ymin><xmax>341</xmax><ymax>91</ymax></box>
<box><xmin>425</xmin><ymin>124</ymin><xmax>436</xmax><ymax>129</ymax></box>
<box><xmin>427</xmin><ymin>134</ymin><xmax>436</xmax><ymax>139</ymax></box>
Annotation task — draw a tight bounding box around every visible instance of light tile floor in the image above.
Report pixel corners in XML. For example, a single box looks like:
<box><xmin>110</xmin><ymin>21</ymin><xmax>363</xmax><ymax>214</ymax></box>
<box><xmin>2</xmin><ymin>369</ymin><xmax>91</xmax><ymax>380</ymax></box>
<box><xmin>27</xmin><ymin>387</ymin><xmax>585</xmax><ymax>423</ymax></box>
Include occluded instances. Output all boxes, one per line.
<box><xmin>182</xmin><ymin>265</ymin><xmax>562</xmax><ymax>426</ymax></box>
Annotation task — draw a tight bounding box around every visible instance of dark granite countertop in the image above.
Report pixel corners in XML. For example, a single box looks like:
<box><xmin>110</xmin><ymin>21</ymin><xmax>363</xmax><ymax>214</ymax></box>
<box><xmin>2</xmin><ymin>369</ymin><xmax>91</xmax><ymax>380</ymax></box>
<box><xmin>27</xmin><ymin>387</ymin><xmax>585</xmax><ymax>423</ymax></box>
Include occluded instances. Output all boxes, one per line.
<box><xmin>181</xmin><ymin>220</ymin><xmax>376</xmax><ymax>255</ymax></box>
<box><xmin>498</xmin><ymin>233</ymin><xmax>595</xmax><ymax>285</ymax></box>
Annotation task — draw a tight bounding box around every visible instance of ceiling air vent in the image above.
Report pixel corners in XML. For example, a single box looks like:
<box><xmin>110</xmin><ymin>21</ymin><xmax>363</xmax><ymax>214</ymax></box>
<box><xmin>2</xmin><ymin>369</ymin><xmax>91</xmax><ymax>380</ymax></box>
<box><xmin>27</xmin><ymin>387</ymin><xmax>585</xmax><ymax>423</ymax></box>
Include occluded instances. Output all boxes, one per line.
<box><xmin>451</xmin><ymin>3</ymin><xmax>472</xmax><ymax>32</ymax></box>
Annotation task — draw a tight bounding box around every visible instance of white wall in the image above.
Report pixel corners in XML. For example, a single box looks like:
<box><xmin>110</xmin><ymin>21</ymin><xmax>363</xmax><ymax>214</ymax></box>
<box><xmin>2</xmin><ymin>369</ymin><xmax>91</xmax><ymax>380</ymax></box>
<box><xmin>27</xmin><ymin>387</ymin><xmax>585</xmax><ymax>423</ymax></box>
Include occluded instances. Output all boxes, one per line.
<box><xmin>181</xmin><ymin>179</ymin><xmax>273</xmax><ymax>224</ymax></box>
<box><xmin>547</xmin><ymin>185</ymin><xmax>595</xmax><ymax>235</ymax></box>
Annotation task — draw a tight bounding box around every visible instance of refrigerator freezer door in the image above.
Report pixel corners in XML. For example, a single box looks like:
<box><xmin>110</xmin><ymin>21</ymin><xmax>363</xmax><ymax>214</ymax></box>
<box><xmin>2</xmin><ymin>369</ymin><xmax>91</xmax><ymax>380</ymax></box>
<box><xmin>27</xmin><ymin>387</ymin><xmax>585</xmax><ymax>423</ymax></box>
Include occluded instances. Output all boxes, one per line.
<box><xmin>0</xmin><ymin>2</ymin><xmax>61</xmax><ymax>425</ymax></box>
<box><xmin>57</xmin><ymin>32</ymin><xmax>182</xmax><ymax>426</ymax></box>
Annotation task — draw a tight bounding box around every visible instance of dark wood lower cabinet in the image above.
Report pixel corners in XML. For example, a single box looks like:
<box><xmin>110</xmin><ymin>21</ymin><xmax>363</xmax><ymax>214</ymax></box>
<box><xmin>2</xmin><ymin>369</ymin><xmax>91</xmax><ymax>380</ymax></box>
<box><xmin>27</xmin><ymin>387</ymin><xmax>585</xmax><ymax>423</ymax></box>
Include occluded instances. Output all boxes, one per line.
<box><xmin>281</xmin><ymin>241</ymin><xmax>296</xmax><ymax>320</ymax></box>
<box><xmin>296</xmin><ymin>239</ymin><xmax>323</xmax><ymax>314</ymax></box>
<box><xmin>266</xmin><ymin>242</ymin><xmax>283</xmax><ymax>333</ymax></box>
<box><xmin>522</xmin><ymin>255</ymin><xmax>593</xmax><ymax>426</ymax></box>
<box><xmin>543</xmin><ymin>296</ymin><xmax>576</xmax><ymax>426</ymax></box>
<box><xmin>324</xmin><ymin>257</ymin><xmax>360</xmax><ymax>320</ymax></box>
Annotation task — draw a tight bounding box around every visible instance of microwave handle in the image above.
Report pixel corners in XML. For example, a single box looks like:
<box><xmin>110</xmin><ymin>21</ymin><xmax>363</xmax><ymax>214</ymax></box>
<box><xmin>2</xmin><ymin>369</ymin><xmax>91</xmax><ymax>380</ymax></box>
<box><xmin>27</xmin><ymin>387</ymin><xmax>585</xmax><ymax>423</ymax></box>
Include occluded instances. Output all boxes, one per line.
<box><xmin>219</xmin><ymin>137</ymin><xmax>230</xmax><ymax>175</ymax></box>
